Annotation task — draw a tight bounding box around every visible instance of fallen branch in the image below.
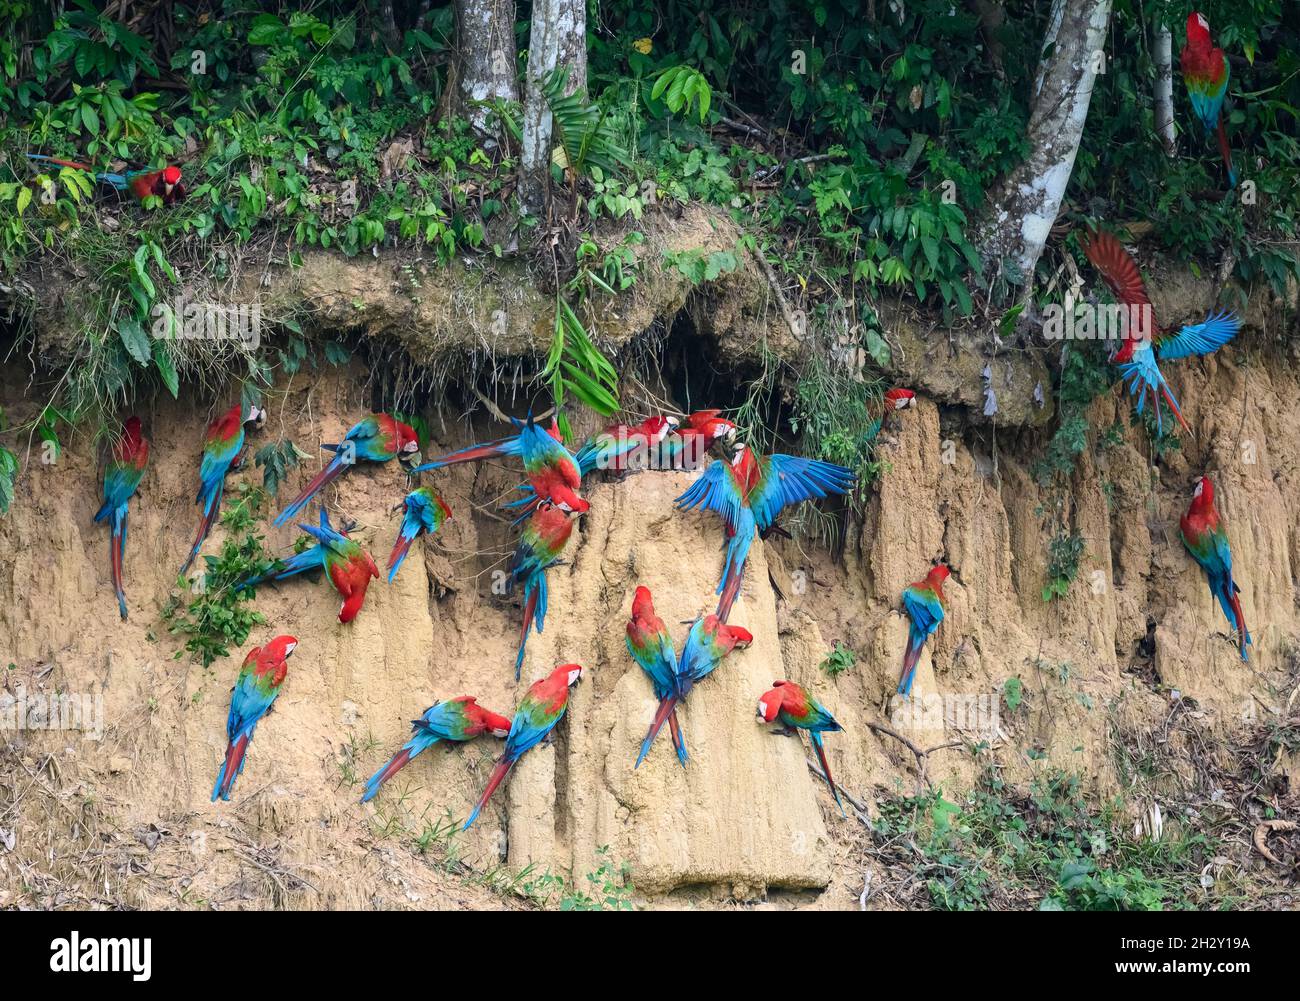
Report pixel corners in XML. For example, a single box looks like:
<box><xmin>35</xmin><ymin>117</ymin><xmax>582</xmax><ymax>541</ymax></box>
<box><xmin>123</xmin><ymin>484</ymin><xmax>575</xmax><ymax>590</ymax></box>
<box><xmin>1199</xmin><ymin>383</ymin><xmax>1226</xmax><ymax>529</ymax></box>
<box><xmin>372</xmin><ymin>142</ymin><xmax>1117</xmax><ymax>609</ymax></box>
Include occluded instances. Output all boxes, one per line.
<box><xmin>866</xmin><ymin>721</ymin><xmax>964</xmax><ymax>798</ymax></box>
<box><xmin>755</xmin><ymin>252</ymin><xmax>805</xmax><ymax>344</ymax></box>
<box><xmin>804</xmin><ymin>756</ymin><xmax>871</xmax><ymax>826</ymax></box>
<box><xmin>1252</xmin><ymin>819</ymin><xmax>1297</xmax><ymax>866</ymax></box>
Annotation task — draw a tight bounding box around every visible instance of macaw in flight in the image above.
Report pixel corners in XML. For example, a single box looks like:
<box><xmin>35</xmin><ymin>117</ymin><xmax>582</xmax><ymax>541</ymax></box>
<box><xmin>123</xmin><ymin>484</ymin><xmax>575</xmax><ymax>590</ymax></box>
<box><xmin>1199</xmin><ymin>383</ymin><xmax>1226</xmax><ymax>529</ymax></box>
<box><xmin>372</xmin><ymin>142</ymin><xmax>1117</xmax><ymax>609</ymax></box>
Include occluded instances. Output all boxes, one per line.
<box><xmin>181</xmin><ymin>401</ymin><xmax>265</xmax><ymax>575</ymax></box>
<box><xmin>212</xmin><ymin>635</ymin><xmax>297</xmax><ymax>802</ymax></box>
<box><xmin>898</xmin><ymin>564</ymin><xmax>950</xmax><ymax>698</ymax></box>
<box><xmin>387</xmin><ymin>486</ymin><xmax>452</xmax><ymax>583</ymax></box>
<box><xmin>1079</xmin><ymin>228</ymin><xmax>1238</xmax><ymax>434</ymax></box>
<box><xmin>675</xmin><ymin>445</ymin><xmax>856</xmax><ymax>620</ymax></box>
<box><xmin>1181</xmin><ymin>12</ymin><xmax>1236</xmax><ymax>187</ymax></box>
<box><xmin>274</xmin><ymin>413</ymin><xmax>421</xmax><ymax>527</ymax></box>
<box><xmin>1180</xmin><ymin>476</ymin><xmax>1251</xmax><ymax>661</ymax></box>
<box><xmin>27</xmin><ymin>153</ymin><xmax>187</xmax><ymax>204</ymax></box>
<box><xmin>625</xmin><ymin>586</ymin><xmax>687</xmax><ymax>766</ymax></box>
<box><xmin>636</xmin><ymin>613</ymin><xmax>753</xmax><ymax>768</ymax></box>
<box><xmin>94</xmin><ymin>416</ymin><xmax>149</xmax><ymax>620</ymax></box>
<box><xmin>506</xmin><ymin>500</ymin><xmax>581</xmax><ymax>679</ymax></box>
<box><xmin>463</xmin><ymin>663</ymin><xmax>583</xmax><ymax>831</ymax></box>
<box><xmin>756</xmin><ymin>680</ymin><xmax>846</xmax><ymax>816</ymax></box>
<box><xmin>361</xmin><ymin>696</ymin><xmax>512</xmax><ymax>803</ymax></box>
<box><xmin>243</xmin><ymin>509</ymin><xmax>379</xmax><ymax>623</ymax></box>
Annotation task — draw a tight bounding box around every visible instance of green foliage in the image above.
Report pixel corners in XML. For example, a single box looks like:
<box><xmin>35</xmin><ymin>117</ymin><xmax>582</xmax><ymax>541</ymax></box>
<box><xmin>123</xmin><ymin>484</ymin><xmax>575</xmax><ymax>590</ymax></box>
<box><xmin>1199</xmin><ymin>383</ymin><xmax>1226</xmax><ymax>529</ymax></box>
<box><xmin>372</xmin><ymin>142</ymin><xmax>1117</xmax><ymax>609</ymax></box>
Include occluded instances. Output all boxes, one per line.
<box><xmin>1043</xmin><ymin>531</ymin><xmax>1086</xmax><ymax>603</ymax></box>
<box><xmin>558</xmin><ymin>846</ymin><xmax>634</xmax><ymax>911</ymax></box>
<box><xmin>649</xmin><ymin>65</ymin><xmax>712</xmax><ymax>123</ymax></box>
<box><xmin>254</xmin><ymin>440</ymin><xmax>305</xmax><ymax>497</ymax></box>
<box><xmin>541</xmin><ymin>67</ymin><xmax>627</xmax><ymax>180</ymax></box>
<box><xmin>0</xmin><ymin>443</ymin><xmax>15</xmax><ymax>515</ymax></box>
<box><xmin>542</xmin><ymin>297</ymin><xmax>620</xmax><ymax>442</ymax></box>
<box><xmin>819</xmin><ymin>641</ymin><xmax>856</xmax><ymax>677</ymax></box>
<box><xmin>873</xmin><ymin>768</ymin><xmax>1219</xmax><ymax>911</ymax></box>
<box><xmin>162</xmin><ymin>484</ymin><xmax>272</xmax><ymax>667</ymax></box>
<box><xmin>1002</xmin><ymin>676</ymin><xmax>1023</xmax><ymax>713</ymax></box>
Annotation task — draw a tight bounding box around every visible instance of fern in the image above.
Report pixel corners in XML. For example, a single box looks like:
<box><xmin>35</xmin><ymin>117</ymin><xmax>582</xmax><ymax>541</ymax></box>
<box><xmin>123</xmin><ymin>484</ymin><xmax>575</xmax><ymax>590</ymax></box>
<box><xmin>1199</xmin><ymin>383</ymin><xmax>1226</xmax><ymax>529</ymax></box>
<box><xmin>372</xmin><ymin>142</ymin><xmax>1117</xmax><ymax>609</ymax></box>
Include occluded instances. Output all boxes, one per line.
<box><xmin>540</xmin><ymin>67</ymin><xmax>626</xmax><ymax>179</ymax></box>
<box><xmin>541</xmin><ymin>296</ymin><xmax>620</xmax><ymax>441</ymax></box>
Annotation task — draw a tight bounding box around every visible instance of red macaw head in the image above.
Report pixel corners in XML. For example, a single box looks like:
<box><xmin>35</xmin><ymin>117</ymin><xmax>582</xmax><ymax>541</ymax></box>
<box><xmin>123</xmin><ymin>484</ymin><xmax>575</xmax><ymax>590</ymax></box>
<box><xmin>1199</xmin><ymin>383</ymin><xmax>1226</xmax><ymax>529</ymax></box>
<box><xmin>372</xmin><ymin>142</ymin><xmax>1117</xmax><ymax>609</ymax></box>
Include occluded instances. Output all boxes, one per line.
<box><xmin>631</xmin><ymin>585</ymin><xmax>656</xmax><ymax>620</ymax></box>
<box><xmin>722</xmin><ymin>622</ymin><xmax>754</xmax><ymax>651</ymax></box>
<box><xmin>926</xmin><ymin>564</ymin><xmax>952</xmax><ymax>589</ymax></box>
<box><xmin>551</xmin><ymin>663</ymin><xmax>584</xmax><ymax>688</ymax></box>
<box><xmin>756</xmin><ymin>681</ymin><xmax>789</xmax><ymax>723</ymax></box>
<box><xmin>467</xmin><ymin>700</ymin><xmax>512</xmax><ymax>738</ymax></box>
<box><xmin>264</xmin><ymin>634</ymin><xmax>299</xmax><ymax>661</ymax></box>
<box><xmin>688</xmin><ymin>409</ymin><xmax>739</xmax><ymax>444</ymax></box>
<box><xmin>546</xmin><ymin>418</ymin><xmax>563</xmax><ymax>442</ymax></box>
<box><xmin>242</xmin><ymin>403</ymin><xmax>267</xmax><ymax>431</ymax></box>
<box><xmin>161</xmin><ymin>164</ymin><xmax>182</xmax><ymax>195</ymax></box>
<box><xmin>1186</xmin><ymin>11</ymin><xmax>1211</xmax><ymax>46</ymax></box>
<box><xmin>392</xmin><ymin>419</ymin><xmax>421</xmax><ymax>464</ymax></box>
<box><xmin>640</xmin><ymin>415</ymin><xmax>676</xmax><ymax>442</ymax></box>
<box><xmin>884</xmin><ymin>388</ymin><xmax>917</xmax><ymax>411</ymax></box>
<box><xmin>1191</xmin><ymin>475</ymin><xmax>1215</xmax><ymax>511</ymax></box>
<box><xmin>123</xmin><ymin>415</ymin><xmax>143</xmax><ymax>440</ymax></box>
<box><xmin>551</xmin><ymin>488</ymin><xmax>590</xmax><ymax>515</ymax></box>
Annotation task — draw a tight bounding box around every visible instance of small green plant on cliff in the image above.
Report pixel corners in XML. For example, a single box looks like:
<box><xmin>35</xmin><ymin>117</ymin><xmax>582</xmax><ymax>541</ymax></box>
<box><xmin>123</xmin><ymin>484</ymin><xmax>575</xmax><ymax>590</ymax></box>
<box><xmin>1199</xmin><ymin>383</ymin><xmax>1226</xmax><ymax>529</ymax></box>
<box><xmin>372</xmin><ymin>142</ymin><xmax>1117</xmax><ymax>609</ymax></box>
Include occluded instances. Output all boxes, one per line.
<box><xmin>820</xmin><ymin>642</ymin><xmax>856</xmax><ymax>677</ymax></box>
<box><xmin>162</xmin><ymin>483</ymin><xmax>274</xmax><ymax>667</ymax></box>
<box><xmin>1042</xmin><ymin>531</ymin><xmax>1085</xmax><ymax>603</ymax></box>
<box><xmin>558</xmin><ymin>846</ymin><xmax>634</xmax><ymax>911</ymax></box>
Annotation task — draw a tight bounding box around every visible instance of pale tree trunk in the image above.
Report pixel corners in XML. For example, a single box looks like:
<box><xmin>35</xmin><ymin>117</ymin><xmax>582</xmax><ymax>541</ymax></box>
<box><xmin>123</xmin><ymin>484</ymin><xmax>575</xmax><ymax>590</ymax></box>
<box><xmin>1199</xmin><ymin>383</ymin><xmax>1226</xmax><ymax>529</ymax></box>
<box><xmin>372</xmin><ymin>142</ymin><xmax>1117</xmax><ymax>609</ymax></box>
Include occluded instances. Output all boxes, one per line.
<box><xmin>1154</xmin><ymin>22</ymin><xmax>1177</xmax><ymax>158</ymax></box>
<box><xmin>977</xmin><ymin>0</ymin><xmax>1113</xmax><ymax>289</ymax></box>
<box><xmin>519</xmin><ymin>0</ymin><xmax>587</xmax><ymax>221</ymax></box>
<box><xmin>455</xmin><ymin>0</ymin><xmax>519</xmax><ymax>146</ymax></box>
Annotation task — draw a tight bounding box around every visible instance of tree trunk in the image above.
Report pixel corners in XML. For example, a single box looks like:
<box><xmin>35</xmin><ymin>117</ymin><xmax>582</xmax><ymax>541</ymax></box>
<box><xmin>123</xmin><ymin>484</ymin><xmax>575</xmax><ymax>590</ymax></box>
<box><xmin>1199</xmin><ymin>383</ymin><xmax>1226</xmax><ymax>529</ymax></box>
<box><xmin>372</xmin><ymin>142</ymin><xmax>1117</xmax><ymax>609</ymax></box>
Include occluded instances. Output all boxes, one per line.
<box><xmin>454</xmin><ymin>0</ymin><xmax>519</xmax><ymax>146</ymax></box>
<box><xmin>519</xmin><ymin>0</ymin><xmax>587</xmax><ymax>221</ymax></box>
<box><xmin>977</xmin><ymin>0</ymin><xmax>1113</xmax><ymax>290</ymax></box>
<box><xmin>1154</xmin><ymin>22</ymin><xmax>1177</xmax><ymax>158</ymax></box>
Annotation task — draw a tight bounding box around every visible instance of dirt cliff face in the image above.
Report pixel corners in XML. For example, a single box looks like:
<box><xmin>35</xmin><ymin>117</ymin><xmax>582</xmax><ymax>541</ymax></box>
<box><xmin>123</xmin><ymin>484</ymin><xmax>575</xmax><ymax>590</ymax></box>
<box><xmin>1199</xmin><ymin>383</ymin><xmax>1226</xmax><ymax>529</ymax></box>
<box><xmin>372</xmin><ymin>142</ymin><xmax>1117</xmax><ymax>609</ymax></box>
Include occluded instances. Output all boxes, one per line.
<box><xmin>2</xmin><ymin>271</ymin><xmax>1298</xmax><ymax>909</ymax></box>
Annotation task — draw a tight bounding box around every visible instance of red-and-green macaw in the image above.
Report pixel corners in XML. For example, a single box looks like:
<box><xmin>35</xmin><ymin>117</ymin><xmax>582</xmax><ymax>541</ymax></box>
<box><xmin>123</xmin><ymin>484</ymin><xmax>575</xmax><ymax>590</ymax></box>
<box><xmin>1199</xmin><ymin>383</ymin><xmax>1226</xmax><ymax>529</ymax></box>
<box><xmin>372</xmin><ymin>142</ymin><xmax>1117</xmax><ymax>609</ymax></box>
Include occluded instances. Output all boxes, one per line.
<box><xmin>361</xmin><ymin>696</ymin><xmax>512</xmax><ymax>804</ymax></box>
<box><xmin>1180</xmin><ymin>12</ymin><xmax>1236</xmax><ymax>187</ymax></box>
<box><xmin>212</xmin><ymin>635</ymin><xmax>297</xmax><ymax>802</ymax></box>
<box><xmin>573</xmin><ymin>415</ymin><xmax>679</xmax><ymax>474</ymax></box>
<box><xmin>244</xmin><ymin>509</ymin><xmax>379</xmax><ymax>623</ymax></box>
<box><xmin>899</xmin><ymin>564</ymin><xmax>950</xmax><ymax>698</ymax></box>
<box><xmin>27</xmin><ymin>154</ymin><xmax>187</xmax><ymax>204</ymax></box>
<box><xmin>756</xmin><ymin>680</ymin><xmax>846</xmax><ymax>816</ymax></box>
<box><xmin>507</xmin><ymin>499</ymin><xmax>581</xmax><ymax>679</ymax></box>
<box><xmin>387</xmin><ymin>486</ymin><xmax>452</xmax><ymax>583</ymax></box>
<box><xmin>274</xmin><ymin>413</ymin><xmax>421</xmax><ymax>527</ymax></box>
<box><xmin>1079</xmin><ymin>229</ymin><xmax>1239</xmax><ymax>434</ymax></box>
<box><xmin>659</xmin><ymin>410</ymin><xmax>740</xmax><ymax>471</ymax></box>
<box><xmin>409</xmin><ymin>416</ymin><xmax>564</xmax><ymax>471</ymax></box>
<box><xmin>1180</xmin><ymin>476</ymin><xmax>1251</xmax><ymax>661</ymax></box>
<box><xmin>463</xmin><ymin>663</ymin><xmax>583</xmax><ymax>831</ymax></box>
<box><xmin>675</xmin><ymin>445</ymin><xmax>857</xmax><ymax>620</ymax></box>
<box><xmin>865</xmin><ymin>388</ymin><xmax>917</xmax><ymax>446</ymax></box>
<box><xmin>94</xmin><ymin>416</ymin><xmax>149</xmax><ymax>620</ymax></box>
<box><xmin>636</xmin><ymin>613</ymin><xmax>753</xmax><ymax>767</ymax></box>
<box><xmin>182</xmin><ymin>401</ymin><xmax>265</xmax><ymax>575</ymax></box>
<box><xmin>625</xmin><ymin>586</ymin><xmax>687</xmax><ymax>766</ymax></box>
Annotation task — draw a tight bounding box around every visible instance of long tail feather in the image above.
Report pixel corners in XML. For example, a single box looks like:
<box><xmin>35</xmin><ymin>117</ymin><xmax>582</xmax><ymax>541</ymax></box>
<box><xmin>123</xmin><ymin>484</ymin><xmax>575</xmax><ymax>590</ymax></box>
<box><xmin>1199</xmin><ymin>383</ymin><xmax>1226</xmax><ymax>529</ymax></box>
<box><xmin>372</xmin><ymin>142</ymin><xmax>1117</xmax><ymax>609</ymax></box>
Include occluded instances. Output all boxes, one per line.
<box><xmin>1216</xmin><ymin>118</ymin><xmax>1237</xmax><ymax>188</ymax></box>
<box><xmin>463</xmin><ymin>755</ymin><xmax>517</xmax><ymax>830</ymax></box>
<box><xmin>811</xmin><ymin>731</ymin><xmax>846</xmax><ymax>817</ymax></box>
<box><xmin>667</xmin><ymin>709</ymin><xmax>689</xmax><ymax>767</ymax></box>
<box><xmin>361</xmin><ymin>733</ymin><xmax>440</xmax><ymax>804</ymax></box>
<box><xmin>412</xmin><ymin>437</ymin><xmax>517</xmax><ymax>472</ymax></box>
<box><xmin>635</xmin><ymin>695</ymin><xmax>680</xmax><ymax>768</ymax></box>
<box><xmin>273</xmin><ymin>453</ymin><xmax>346</xmax><ymax>527</ymax></box>
<box><xmin>898</xmin><ymin>629</ymin><xmax>925</xmax><ymax>698</ymax></box>
<box><xmin>387</xmin><ymin>532</ymin><xmax>416</xmax><ymax>583</ymax></box>
<box><xmin>716</xmin><ymin>555</ymin><xmax>746</xmax><ymax>623</ymax></box>
<box><xmin>181</xmin><ymin>482</ymin><xmax>224</xmax><ymax>575</ymax></box>
<box><xmin>109</xmin><ymin>509</ymin><xmax>127</xmax><ymax>620</ymax></box>
<box><xmin>212</xmin><ymin>734</ymin><xmax>249</xmax><ymax>802</ymax></box>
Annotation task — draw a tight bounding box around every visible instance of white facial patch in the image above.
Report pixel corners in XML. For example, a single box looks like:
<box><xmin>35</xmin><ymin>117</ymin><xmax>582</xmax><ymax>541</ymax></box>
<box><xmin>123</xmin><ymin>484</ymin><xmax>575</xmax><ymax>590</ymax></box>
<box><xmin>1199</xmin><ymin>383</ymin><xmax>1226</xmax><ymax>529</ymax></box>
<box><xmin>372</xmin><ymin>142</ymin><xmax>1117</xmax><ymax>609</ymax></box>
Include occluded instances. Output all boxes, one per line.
<box><xmin>491</xmin><ymin>728</ymin><xmax>509</xmax><ymax>738</ymax></box>
<box><xmin>1194</xmin><ymin>481</ymin><xmax>1204</xmax><ymax>498</ymax></box>
<box><xmin>567</xmin><ymin>668</ymin><xmax>582</xmax><ymax>686</ymax></box>
<box><xmin>757</xmin><ymin>700</ymin><xmax>768</xmax><ymax>718</ymax></box>
<box><xmin>284</xmin><ymin>642</ymin><xmax>297</xmax><ymax>656</ymax></box>
<box><xmin>558</xmin><ymin>501</ymin><xmax>573</xmax><ymax>512</ymax></box>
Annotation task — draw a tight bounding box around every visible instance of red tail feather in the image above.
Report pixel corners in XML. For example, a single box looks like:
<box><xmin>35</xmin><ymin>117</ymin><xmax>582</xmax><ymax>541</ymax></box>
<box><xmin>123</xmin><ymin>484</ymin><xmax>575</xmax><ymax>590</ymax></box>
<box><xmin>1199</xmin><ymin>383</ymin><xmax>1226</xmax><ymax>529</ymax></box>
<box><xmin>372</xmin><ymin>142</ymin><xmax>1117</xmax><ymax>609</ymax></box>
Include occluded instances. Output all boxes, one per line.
<box><xmin>1160</xmin><ymin>384</ymin><xmax>1193</xmax><ymax>434</ymax></box>
<box><xmin>468</xmin><ymin>756</ymin><xmax>516</xmax><ymax>825</ymax></box>
<box><xmin>813</xmin><ymin>736</ymin><xmax>844</xmax><ymax>813</ymax></box>
<box><xmin>717</xmin><ymin>563</ymin><xmax>744</xmax><ymax>623</ymax></box>
<box><xmin>219</xmin><ymin>735</ymin><xmax>248</xmax><ymax>799</ymax></box>
<box><xmin>388</xmin><ymin>535</ymin><xmax>413</xmax><ymax>571</ymax></box>
<box><xmin>1216</xmin><ymin>118</ymin><xmax>1235</xmax><ymax>184</ymax></box>
<box><xmin>374</xmin><ymin>748</ymin><xmax>412</xmax><ymax>791</ymax></box>
<box><xmin>1229</xmin><ymin>590</ymin><xmax>1249</xmax><ymax>657</ymax></box>
<box><xmin>109</xmin><ymin>522</ymin><xmax>126</xmax><ymax>619</ymax></box>
<box><xmin>182</xmin><ymin>492</ymin><xmax>223</xmax><ymax>573</ymax></box>
<box><xmin>286</xmin><ymin>459</ymin><xmax>344</xmax><ymax>514</ymax></box>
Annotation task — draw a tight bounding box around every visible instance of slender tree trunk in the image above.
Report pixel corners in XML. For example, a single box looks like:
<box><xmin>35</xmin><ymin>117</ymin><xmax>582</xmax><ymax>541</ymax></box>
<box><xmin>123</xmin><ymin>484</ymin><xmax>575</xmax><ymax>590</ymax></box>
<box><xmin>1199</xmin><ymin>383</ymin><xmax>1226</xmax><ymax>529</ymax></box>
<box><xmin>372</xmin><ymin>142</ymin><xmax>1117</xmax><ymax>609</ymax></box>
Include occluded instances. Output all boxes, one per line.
<box><xmin>519</xmin><ymin>0</ymin><xmax>587</xmax><ymax>221</ymax></box>
<box><xmin>977</xmin><ymin>0</ymin><xmax>1113</xmax><ymax>290</ymax></box>
<box><xmin>966</xmin><ymin>0</ymin><xmax>1006</xmax><ymax>79</ymax></box>
<box><xmin>454</xmin><ymin>0</ymin><xmax>519</xmax><ymax>146</ymax></box>
<box><xmin>1154</xmin><ymin>22</ymin><xmax>1177</xmax><ymax>158</ymax></box>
